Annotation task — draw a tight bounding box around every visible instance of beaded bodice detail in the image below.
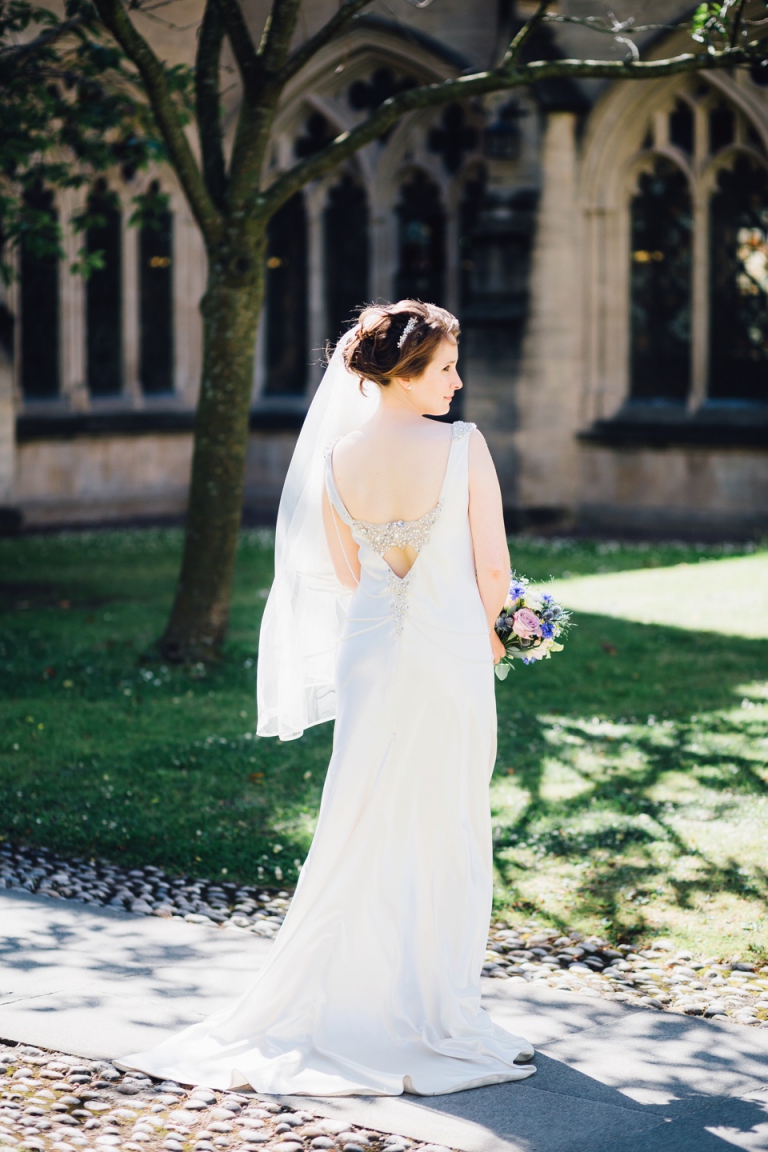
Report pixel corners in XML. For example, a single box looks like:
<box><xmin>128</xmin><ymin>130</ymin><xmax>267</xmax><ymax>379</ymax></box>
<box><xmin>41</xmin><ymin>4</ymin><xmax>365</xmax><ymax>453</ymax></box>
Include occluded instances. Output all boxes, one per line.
<box><xmin>351</xmin><ymin>503</ymin><xmax>441</xmax><ymax>556</ymax></box>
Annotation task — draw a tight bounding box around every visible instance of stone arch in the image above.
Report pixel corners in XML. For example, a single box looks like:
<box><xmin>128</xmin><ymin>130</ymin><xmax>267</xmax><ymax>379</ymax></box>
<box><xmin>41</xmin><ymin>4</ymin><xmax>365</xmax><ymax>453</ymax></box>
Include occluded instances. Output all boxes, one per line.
<box><xmin>579</xmin><ymin>48</ymin><xmax>768</xmax><ymax>418</ymax></box>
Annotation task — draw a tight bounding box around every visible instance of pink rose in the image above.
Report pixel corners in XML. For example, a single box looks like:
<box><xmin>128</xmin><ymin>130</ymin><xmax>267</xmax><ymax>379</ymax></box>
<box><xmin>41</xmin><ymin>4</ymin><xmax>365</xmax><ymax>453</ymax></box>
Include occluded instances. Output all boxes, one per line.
<box><xmin>512</xmin><ymin>608</ymin><xmax>542</xmax><ymax>639</ymax></box>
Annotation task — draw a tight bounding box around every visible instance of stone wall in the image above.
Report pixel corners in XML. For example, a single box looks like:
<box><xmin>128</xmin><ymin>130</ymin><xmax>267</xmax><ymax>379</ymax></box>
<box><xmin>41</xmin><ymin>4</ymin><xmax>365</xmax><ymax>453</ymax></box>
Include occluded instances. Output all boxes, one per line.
<box><xmin>578</xmin><ymin>445</ymin><xmax>768</xmax><ymax>536</ymax></box>
<box><xmin>16</xmin><ymin>435</ymin><xmax>194</xmax><ymax>526</ymax></box>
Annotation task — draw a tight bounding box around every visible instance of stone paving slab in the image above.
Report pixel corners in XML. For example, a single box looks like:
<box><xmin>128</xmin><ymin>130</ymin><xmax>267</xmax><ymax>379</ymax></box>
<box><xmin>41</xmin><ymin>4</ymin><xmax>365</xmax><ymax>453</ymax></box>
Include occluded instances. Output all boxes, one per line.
<box><xmin>2</xmin><ymin>889</ymin><xmax>768</xmax><ymax>1152</ymax></box>
<box><xmin>0</xmin><ymin>888</ymin><xmax>273</xmax><ymax>1057</ymax></box>
<box><xmin>281</xmin><ymin>1082</ymin><xmax>668</xmax><ymax>1152</ymax></box>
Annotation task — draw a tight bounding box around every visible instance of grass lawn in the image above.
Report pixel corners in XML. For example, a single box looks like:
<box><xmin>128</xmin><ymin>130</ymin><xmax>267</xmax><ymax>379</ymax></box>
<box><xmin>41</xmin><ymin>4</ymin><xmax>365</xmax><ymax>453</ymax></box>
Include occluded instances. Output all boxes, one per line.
<box><xmin>1</xmin><ymin>530</ymin><xmax>767</xmax><ymax>962</ymax></box>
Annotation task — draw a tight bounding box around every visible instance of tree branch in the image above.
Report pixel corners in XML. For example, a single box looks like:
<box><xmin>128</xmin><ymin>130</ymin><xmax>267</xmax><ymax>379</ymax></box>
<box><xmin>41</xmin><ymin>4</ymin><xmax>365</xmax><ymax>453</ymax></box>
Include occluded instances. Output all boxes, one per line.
<box><xmin>259</xmin><ymin>0</ymin><xmax>302</xmax><ymax>72</ymax></box>
<box><xmin>502</xmin><ymin>0</ymin><xmax>548</xmax><ymax>67</ymax></box>
<box><xmin>730</xmin><ymin>0</ymin><xmax>747</xmax><ymax>47</ymax></box>
<box><xmin>256</xmin><ymin>46</ymin><xmax>750</xmax><ymax>219</ymax></box>
<box><xmin>541</xmin><ymin>15</ymin><xmax>682</xmax><ymax>36</ymax></box>
<box><xmin>277</xmin><ymin>0</ymin><xmax>377</xmax><ymax>87</ymax></box>
<box><xmin>91</xmin><ymin>0</ymin><xmax>222</xmax><ymax>243</ymax></box>
<box><xmin>0</xmin><ymin>15</ymin><xmax>85</xmax><ymax>64</ymax></box>
<box><xmin>215</xmin><ymin>0</ymin><xmax>263</xmax><ymax>96</ymax></box>
<box><xmin>195</xmin><ymin>0</ymin><xmax>227</xmax><ymax>210</ymax></box>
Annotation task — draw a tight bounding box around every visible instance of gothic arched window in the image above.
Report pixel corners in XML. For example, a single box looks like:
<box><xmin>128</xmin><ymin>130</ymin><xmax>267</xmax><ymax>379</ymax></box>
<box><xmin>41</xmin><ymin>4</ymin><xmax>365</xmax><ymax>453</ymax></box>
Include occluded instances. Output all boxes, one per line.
<box><xmin>20</xmin><ymin>184</ymin><xmax>60</xmax><ymax>399</ymax></box>
<box><xmin>629</xmin><ymin>158</ymin><xmax>692</xmax><ymax>403</ymax></box>
<box><xmin>395</xmin><ymin>171</ymin><xmax>445</xmax><ymax>305</ymax></box>
<box><xmin>709</xmin><ymin>156</ymin><xmax>768</xmax><ymax>403</ymax></box>
<box><xmin>265</xmin><ymin>192</ymin><xmax>308</xmax><ymax>395</ymax></box>
<box><xmin>458</xmin><ymin>170</ymin><xmax>536</xmax><ymax>327</ymax></box>
<box><xmin>86</xmin><ymin>181</ymin><xmax>123</xmax><ymax>397</ymax></box>
<box><xmin>324</xmin><ymin>174</ymin><xmax>369</xmax><ymax>342</ymax></box>
<box><xmin>139</xmin><ymin>183</ymin><xmax>174</xmax><ymax>395</ymax></box>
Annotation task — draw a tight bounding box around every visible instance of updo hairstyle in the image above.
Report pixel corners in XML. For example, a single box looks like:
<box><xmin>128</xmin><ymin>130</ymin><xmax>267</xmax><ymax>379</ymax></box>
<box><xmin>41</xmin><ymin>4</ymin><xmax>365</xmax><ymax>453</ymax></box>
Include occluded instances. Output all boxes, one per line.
<box><xmin>343</xmin><ymin>300</ymin><xmax>459</xmax><ymax>391</ymax></box>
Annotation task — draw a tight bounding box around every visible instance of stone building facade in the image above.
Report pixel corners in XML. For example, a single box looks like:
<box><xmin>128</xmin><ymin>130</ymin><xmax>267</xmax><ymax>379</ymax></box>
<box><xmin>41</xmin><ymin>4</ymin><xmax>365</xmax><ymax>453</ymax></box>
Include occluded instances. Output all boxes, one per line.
<box><xmin>1</xmin><ymin>0</ymin><xmax>767</xmax><ymax>536</ymax></box>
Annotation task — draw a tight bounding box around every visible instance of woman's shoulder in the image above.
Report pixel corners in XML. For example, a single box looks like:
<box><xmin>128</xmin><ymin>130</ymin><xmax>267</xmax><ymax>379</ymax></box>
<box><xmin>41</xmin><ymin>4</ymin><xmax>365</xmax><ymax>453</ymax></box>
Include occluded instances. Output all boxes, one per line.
<box><xmin>333</xmin><ymin>420</ymin><xmax>481</xmax><ymax>461</ymax></box>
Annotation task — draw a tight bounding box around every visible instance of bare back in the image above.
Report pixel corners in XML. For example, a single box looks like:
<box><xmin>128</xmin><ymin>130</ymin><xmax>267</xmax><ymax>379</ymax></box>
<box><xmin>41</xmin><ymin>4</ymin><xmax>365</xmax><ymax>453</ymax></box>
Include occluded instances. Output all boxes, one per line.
<box><xmin>328</xmin><ymin>422</ymin><xmax>452</xmax><ymax>579</ymax></box>
<box><xmin>332</xmin><ymin>421</ymin><xmax>454</xmax><ymax>525</ymax></box>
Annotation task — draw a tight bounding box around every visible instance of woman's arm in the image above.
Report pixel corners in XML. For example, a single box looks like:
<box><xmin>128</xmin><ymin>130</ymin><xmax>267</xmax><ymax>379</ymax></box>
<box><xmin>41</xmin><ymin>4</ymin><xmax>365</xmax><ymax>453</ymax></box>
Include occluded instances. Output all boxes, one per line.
<box><xmin>467</xmin><ymin>431</ymin><xmax>510</xmax><ymax>663</ymax></box>
<box><xmin>322</xmin><ymin>487</ymin><xmax>361</xmax><ymax>590</ymax></box>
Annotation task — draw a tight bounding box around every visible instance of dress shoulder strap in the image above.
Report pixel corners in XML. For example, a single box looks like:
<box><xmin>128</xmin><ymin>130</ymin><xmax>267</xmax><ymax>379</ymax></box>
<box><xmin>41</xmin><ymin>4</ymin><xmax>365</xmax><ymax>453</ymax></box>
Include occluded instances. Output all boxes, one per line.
<box><xmin>451</xmin><ymin>420</ymin><xmax>476</xmax><ymax>442</ymax></box>
<box><xmin>323</xmin><ymin>441</ymin><xmax>354</xmax><ymax>526</ymax></box>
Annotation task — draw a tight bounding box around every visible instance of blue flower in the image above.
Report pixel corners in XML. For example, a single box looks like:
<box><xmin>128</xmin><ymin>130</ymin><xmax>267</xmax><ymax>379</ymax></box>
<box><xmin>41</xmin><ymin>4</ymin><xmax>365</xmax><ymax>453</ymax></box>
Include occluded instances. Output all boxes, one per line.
<box><xmin>540</xmin><ymin>621</ymin><xmax>555</xmax><ymax>639</ymax></box>
<box><xmin>509</xmin><ymin>581</ymin><xmax>526</xmax><ymax>601</ymax></box>
<box><xmin>541</xmin><ymin>593</ymin><xmax>554</xmax><ymax>606</ymax></box>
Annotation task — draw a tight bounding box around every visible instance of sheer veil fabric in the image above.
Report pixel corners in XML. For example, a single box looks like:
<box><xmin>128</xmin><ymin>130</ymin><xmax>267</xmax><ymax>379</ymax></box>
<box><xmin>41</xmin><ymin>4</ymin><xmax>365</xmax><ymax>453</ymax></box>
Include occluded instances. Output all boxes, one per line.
<box><xmin>256</xmin><ymin>331</ymin><xmax>379</xmax><ymax>742</ymax></box>
<box><xmin>115</xmin><ymin>336</ymin><xmax>536</xmax><ymax>1095</ymax></box>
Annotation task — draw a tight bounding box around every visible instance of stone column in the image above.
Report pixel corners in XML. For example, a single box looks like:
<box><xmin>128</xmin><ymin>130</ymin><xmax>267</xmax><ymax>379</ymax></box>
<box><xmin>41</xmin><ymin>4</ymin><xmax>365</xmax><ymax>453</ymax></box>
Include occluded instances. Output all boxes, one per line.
<box><xmin>515</xmin><ymin>111</ymin><xmax>581</xmax><ymax>522</ymax></box>
<box><xmin>61</xmin><ymin>190</ymin><xmax>89</xmax><ymax>411</ymax></box>
<box><xmin>123</xmin><ymin>205</ymin><xmax>142</xmax><ymax>406</ymax></box>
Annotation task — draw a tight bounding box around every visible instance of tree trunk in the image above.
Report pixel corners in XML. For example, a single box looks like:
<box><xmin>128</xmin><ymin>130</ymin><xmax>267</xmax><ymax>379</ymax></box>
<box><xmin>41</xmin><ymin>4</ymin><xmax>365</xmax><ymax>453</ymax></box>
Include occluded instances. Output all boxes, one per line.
<box><xmin>160</xmin><ymin>233</ymin><xmax>267</xmax><ymax>663</ymax></box>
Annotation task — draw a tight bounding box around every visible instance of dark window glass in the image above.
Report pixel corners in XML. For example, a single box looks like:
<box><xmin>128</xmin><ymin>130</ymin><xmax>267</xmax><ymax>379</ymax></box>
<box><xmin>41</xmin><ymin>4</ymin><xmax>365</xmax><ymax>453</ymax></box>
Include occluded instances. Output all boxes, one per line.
<box><xmin>324</xmin><ymin>175</ymin><xmax>368</xmax><ymax>343</ymax></box>
<box><xmin>395</xmin><ymin>171</ymin><xmax>445</xmax><ymax>305</ymax></box>
<box><xmin>751</xmin><ymin>60</ymin><xmax>768</xmax><ymax>87</ymax></box>
<box><xmin>630</xmin><ymin>158</ymin><xmax>692</xmax><ymax>403</ymax></box>
<box><xmin>20</xmin><ymin>185</ymin><xmax>60</xmax><ymax>399</ymax></box>
<box><xmin>709</xmin><ymin>104</ymin><xmax>735</xmax><ymax>154</ymax></box>
<box><xmin>709</xmin><ymin>156</ymin><xmax>768</xmax><ymax>403</ymax></box>
<box><xmin>459</xmin><ymin>176</ymin><xmax>536</xmax><ymax>328</ymax></box>
<box><xmin>669</xmin><ymin>100</ymin><xmax>694</xmax><ymax>154</ymax></box>
<box><xmin>86</xmin><ymin>182</ymin><xmax>122</xmax><ymax>396</ymax></box>
<box><xmin>139</xmin><ymin>191</ymin><xmax>174</xmax><ymax>395</ymax></box>
<box><xmin>265</xmin><ymin>192</ymin><xmax>308</xmax><ymax>395</ymax></box>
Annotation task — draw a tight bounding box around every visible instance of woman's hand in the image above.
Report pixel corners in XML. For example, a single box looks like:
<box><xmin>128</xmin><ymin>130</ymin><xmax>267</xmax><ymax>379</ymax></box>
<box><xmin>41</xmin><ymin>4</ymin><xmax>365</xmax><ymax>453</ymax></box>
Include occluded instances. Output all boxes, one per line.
<box><xmin>490</xmin><ymin>630</ymin><xmax>506</xmax><ymax>666</ymax></box>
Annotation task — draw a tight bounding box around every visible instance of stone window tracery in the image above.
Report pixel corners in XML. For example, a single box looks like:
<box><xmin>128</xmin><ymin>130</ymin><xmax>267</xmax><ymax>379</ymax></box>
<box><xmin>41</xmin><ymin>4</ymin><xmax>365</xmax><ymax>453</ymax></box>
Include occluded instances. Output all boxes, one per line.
<box><xmin>294</xmin><ymin>112</ymin><xmax>335</xmax><ymax>159</ymax></box>
<box><xmin>427</xmin><ymin>104</ymin><xmax>479</xmax><ymax>174</ymax></box>
<box><xmin>628</xmin><ymin>89</ymin><xmax>768</xmax><ymax>408</ymax></box>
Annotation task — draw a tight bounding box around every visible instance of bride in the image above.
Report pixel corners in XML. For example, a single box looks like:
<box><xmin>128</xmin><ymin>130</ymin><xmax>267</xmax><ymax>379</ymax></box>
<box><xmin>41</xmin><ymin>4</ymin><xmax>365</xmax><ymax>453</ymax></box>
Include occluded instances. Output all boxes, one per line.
<box><xmin>117</xmin><ymin>300</ymin><xmax>536</xmax><ymax>1095</ymax></box>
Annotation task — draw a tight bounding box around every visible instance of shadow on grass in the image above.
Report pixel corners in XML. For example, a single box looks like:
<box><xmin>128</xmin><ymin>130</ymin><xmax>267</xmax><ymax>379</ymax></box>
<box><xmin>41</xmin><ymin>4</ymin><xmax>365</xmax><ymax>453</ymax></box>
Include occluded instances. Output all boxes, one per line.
<box><xmin>0</xmin><ymin>531</ymin><xmax>324</xmax><ymax>885</ymax></box>
<box><xmin>2</xmin><ymin>530</ymin><xmax>768</xmax><ymax>950</ymax></box>
<box><xmin>491</xmin><ymin>612</ymin><xmax>768</xmax><ymax>947</ymax></box>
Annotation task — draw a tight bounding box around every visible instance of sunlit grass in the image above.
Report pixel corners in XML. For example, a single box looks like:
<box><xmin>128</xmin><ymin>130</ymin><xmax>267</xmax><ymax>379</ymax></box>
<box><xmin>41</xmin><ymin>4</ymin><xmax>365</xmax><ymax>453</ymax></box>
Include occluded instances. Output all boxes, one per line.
<box><xmin>550</xmin><ymin>551</ymin><xmax>768</xmax><ymax>637</ymax></box>
<box><xmin>1</xmin><ymin>529</ymin><xmax>767</xmax><ymax>962</ymax></box>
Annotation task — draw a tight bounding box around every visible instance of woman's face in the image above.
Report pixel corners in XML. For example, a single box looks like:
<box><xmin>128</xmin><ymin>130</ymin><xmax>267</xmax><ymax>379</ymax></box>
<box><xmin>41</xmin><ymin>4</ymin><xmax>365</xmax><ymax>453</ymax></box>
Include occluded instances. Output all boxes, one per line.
<box><xmin>400</xmin><ymin>336</ymin><xmax>465</xmax><ymax>417</ymax></box>
<box><xmin>398</xmin><ymin>336</ymin><xmax>463</xmax><ymax>416</ymax></box>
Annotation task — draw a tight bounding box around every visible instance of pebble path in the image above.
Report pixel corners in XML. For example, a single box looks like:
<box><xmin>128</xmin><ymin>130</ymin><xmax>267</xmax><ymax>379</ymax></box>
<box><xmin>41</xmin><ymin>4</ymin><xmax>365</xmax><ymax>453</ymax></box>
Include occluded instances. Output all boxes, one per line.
<box><xmin>2</xmin><ymin>842</ymin><xmax>768</xmax><ymax>1029</ymax></box>
<box><xmin>0</xmin><ymin>1044</ymin><xmax>454</xmax><ymax>1152</ymax></box>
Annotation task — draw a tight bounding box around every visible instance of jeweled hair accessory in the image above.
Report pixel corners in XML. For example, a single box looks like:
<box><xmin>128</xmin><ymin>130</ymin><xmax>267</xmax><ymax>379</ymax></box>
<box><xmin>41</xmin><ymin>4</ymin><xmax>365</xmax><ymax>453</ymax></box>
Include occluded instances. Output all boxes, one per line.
<box><xmin>397</xmin><ymin>316</ymin><xmax>418</xmax><ymax>349</ymax></box>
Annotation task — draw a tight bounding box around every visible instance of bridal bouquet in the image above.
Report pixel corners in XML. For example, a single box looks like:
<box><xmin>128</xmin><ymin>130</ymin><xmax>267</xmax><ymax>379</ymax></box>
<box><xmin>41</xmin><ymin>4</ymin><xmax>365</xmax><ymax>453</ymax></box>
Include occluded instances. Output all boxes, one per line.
<box><xmin>493</xmin><ymin>573</ymin><xmax>572</xmax><ymax>679</ymax></box>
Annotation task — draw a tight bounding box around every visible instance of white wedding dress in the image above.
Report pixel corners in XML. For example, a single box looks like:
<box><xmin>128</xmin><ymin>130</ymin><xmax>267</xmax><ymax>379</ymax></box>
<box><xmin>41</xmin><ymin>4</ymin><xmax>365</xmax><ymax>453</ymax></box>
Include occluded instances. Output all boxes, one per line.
<box><xmin>117</xmin><ymin>419</ymin><xmax>536</xmax><ymax>1095</ymax></box>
